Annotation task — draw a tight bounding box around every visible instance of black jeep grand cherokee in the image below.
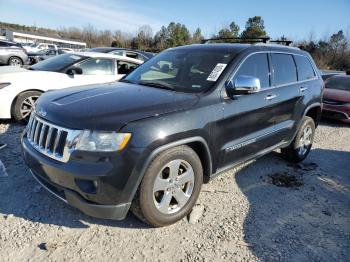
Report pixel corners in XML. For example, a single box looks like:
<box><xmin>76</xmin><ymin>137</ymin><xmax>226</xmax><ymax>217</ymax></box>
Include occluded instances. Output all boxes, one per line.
<box><xmin>22</xmin><ymin>43</ymin><xmax>323</xmax><ymax>227</ymax></box>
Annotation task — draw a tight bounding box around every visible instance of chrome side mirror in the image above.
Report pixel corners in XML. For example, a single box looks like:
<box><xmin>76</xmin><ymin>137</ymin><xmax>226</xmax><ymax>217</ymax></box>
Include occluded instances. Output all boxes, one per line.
<box><xmin>226</xmin><ymin>75</ymin><xmax>261</xmax><ymax>97</ymax></box>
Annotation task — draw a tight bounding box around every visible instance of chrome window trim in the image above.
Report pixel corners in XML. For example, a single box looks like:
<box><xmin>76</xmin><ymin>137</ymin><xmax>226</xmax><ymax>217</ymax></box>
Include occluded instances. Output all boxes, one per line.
<box><xmin>226</xmin><ymin>50</ymin><xmax>319</xmax><ymax>94</ymax></box>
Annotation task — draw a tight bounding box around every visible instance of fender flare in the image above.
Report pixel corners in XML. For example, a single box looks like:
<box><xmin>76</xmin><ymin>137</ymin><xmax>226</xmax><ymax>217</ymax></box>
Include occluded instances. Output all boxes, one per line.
<box><xmin>289</xmin><ymin>102</ymin><xmax>322</xmax><ymax>143</ymax></box>
<box><xmin>127</xmin><ymin>136</ymin><xmax>212</xmax><ymax>203</ymax></box>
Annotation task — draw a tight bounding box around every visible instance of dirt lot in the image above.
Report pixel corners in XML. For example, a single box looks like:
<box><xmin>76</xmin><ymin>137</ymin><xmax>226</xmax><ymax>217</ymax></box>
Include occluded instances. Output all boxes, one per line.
<box><xmin>0</xmin><ymin>119</ymin><xmax>349</xmax><ymax>262</ymax></box>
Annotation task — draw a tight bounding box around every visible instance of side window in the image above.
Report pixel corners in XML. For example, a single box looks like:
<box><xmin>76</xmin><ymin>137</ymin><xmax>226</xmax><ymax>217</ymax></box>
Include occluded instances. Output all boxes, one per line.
<box><xmin>271</xmin><ymin>53</ymin><xmax>297</xmax><ymax>86</ymax></box>
<box><xmin>294</xmin><ymin>55</ymin><xmax>315</xmax><ymax>81</ymax></box>
<box><xmin>111</xmin><ymin>50</ymin><xmax>124</xmax><ymax>56</ymax></box>
<box><xmin>125</xmin><ymin>52</ymin><xmax>145</xmax><ymax>61</ymax></box>
<box><xmin>117</xmin><ymin>60</ymin><xmax>139</xmax><ymax>74</ymax></box>
<box><xmin>0</xmin><ymin>41</ymin><xmax>7</xmax><ymax>47</ymax></box>
<box><xmin>78</xmin><ymin>58</ymin><xmax>115</xmax><ymax>75</ymax></box>
<box><xmin>235</xmin><ymin>53</ymin><xmax>270</xmax><ymax>88</ymax></box>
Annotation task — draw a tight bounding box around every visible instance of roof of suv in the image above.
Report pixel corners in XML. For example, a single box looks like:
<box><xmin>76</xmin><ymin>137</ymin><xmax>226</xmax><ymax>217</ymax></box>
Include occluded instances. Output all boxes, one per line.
<box><xmin>170</xmin><ymin>43</ymin><xmax>307</xmax><ymax>56</ymax></box>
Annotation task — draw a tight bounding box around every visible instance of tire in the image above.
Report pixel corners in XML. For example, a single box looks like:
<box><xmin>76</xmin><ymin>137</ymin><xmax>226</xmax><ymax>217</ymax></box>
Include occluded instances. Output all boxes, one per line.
<box><xmin>12</xmin><ymin>91</ymin><xmax>42</xmax><ymax>122</ymax></box>
<box><xmin>8</xmin><ymin>56</ymin><xmax>23</xmax><ymax>66</ymax></box>
<box><xmin>131</xmin><ymin>145</ymin><xmax>203</xmax><ymax>227</ymax></box>
<box><xmin>281</xmin><ymin>116</ymin><xmax>315</xmax><ymax>163</ymax></box>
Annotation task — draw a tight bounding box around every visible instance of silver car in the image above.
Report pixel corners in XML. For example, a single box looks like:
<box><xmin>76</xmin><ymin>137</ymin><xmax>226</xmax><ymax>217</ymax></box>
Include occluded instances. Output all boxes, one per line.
<box><xmin>0</xmin><ymin>40</ymin><xmax>29</xmax><ymax>66</ymax></box>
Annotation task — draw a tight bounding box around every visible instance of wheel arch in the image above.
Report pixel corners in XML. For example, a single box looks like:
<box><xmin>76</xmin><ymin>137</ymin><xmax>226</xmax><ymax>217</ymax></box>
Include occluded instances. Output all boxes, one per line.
<box><xmin>128</xmin><ymin>137</ymin><xmax>213</xmax><ymax>204</ymax></box>
<box><xmin>304</xmin><ymin>104</ymin><xmax>322</xmax><ymax>127</ymax></box>
<box><xmin>8</xmin><ymin>56</ymin><xmax>24</xmax><ymax>65</ymax></box>
<box><xmin>11</xmin><ymin>89</ymin><xmax>44</xmax><ymax>118</ymax></box>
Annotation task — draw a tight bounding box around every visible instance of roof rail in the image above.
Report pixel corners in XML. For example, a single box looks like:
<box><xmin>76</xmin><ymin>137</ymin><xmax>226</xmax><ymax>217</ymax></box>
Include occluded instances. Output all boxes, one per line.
<box><xmin>201</xmin><ymin>37</ymin><xmax>294</xmax><ymax>47</ymax></box>
<box><xmin>201</xmin><ymin>37</ymin><xmax>271</xmax><ymax>44</ymax></box>
<box><xmin>269</xmin><ymin>40</ymin><xmax>293</xmax><ymax>46</ymax></box>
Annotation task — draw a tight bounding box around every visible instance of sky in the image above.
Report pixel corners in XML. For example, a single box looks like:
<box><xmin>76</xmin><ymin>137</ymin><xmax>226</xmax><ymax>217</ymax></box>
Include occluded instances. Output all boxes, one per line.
<box><xmin>0</xmin><ymin>0</ymin><xmax>349</xmax><ymax>40</ymax></box>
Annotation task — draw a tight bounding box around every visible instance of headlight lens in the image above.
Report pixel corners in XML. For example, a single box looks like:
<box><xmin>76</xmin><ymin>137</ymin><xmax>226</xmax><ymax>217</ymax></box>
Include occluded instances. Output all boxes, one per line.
<box><xmin>0</xmin><ymin>83</ymin><xmax>11</xmax><ymax>89</ymax></box>
<box><xmin>75</xmin><ymin>131</ymin><xmax>131</xmax><ymax>152</ymax></box>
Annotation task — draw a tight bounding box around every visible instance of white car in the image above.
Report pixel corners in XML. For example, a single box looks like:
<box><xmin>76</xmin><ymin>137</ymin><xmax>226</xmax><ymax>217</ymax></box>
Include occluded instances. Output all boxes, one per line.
<box><xmin>0</xmin><ymin>52</ymin><xmax>143</xmax><ymax>121</ymax></box>
<box><xmin>24</xmin><ymin>43</ymin><xmax>58</xmax><ymax>53</ymax></box>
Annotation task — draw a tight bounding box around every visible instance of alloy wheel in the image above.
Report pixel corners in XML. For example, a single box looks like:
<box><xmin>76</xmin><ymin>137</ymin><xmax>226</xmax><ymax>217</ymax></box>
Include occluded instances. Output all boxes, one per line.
<box><xmin>298</xmin><ymin>125</ymin><xmax>313</xmax><ymax>156</ymax></box>
<box><xmin>9</xmin><ymin>58</ymin><xmax>22</xmax><ymax>66</ymax></box>
<box><xmin>153</xmin><ymin>159</ymin><xmax>195</xmax><ymax>214</ymax></box>
<box><xmin>20</xmin><ymin>96</ymin><xmax>39</xmax><ymax>120</ymax></box>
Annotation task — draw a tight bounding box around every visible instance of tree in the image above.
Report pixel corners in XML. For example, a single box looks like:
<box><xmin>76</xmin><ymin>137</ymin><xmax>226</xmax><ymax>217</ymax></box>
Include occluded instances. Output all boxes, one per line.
<box><xmin>166</xmin><ymin>22</ymin><xmax>191</xmax><ymax>47</ymax></box>
<box><xmin>241</xmin><ymin>16</ymin><xmax>267</xmax><ymax>38</ymax></box>
<box><xmin>154</xmin><ymin>26</ymin><xmax>168</xmax><ymax>50</ymax></box>
<box><xmin>229</xmin><ymin>21</ymin><xmax>240</xmax><ymax>37</ymax></box>
<box><xmin>153</xmin><ymin>22</ymin><xmax>191</xmax><ymax>50</ymax></box>
<box><xmin>134</xmin><ymin>25</ymin><xmax>153</xmax><ymax>50</ymax></box>
<box><xmin>192</xmin><ymin>28</ymin><xmax>204</xmax><ymax>43</ymax></box>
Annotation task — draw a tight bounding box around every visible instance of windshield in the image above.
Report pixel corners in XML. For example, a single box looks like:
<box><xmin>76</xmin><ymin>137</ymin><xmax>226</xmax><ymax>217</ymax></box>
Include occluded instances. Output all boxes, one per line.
<box><xmin>30</xmin><ymin>43</ymin><xmax>39</xmax><ymax>48</ymax></box>
<box><xmin>123</xmin><ymin>48</ymin><xmax>236</xmax><ymax>93</ymax></box>
<box><xmin>326</xmin><ymin>76</ymin><xmax>350</xmax><ymax>91</ymax></box>
<box><xmin>30</xmin><ymin>53</ymin><xmax>85</xmax><ymax>72</ymax></box>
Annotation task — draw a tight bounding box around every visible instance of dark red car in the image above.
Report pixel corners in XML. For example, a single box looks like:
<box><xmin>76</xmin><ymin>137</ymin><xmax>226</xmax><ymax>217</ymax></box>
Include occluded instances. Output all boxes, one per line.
<box><xmin>323</xmin><ymin>75</ymin><xmax>350</xmax><ymax>123</ymax></box>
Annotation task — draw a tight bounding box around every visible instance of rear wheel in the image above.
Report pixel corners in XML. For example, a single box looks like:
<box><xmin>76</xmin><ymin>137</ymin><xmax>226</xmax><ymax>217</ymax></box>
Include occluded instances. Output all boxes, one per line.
<box><xmin>12</xmin><ymin>91</ymin><xmax>41</xmax><ymax>122</ymax></box>
<box><xmin>131</xmin><ymin>145</ymin><xmax>203</xmax><ymax>227</ymax></box>
<box><xmin>8</xmin><ymin>56</ymin><xmax>23</xmax><ymax>66</ymax></box>
<box><xmin>281</xmin><ymin>116</ymin><xmax>315</xmax><ymax>163</ymax></box>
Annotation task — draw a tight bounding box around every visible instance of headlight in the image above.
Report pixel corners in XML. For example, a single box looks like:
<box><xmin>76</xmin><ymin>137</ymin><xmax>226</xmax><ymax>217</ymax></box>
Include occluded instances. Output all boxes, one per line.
<box><xmin>0</xmin><ymin>83</ymin><xmax>11</xmax><ymax>89</ymax></box>
<box><xmin>75</xmin><ymin>131</ymin><xmax>131</xmax><ymax>152</ymax></box>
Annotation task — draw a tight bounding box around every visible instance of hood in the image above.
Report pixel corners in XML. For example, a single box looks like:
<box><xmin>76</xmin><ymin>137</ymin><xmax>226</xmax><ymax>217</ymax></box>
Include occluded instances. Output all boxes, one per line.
<box><xmin>0</xmin><ymin>68</ymin><xmax>62</xmax><ymax>86</ymax></box>
<box><xmin>35</xmin><ymin>82</ymin><xmax>199</xmax><ymax>130</ymax></box>
<box><xmin>323</xmin><ymin>88</ymin><xmax>350</xmax><ymax>103</ymax></box>
<box><xmin>0</xmin><ymin>66</ymin><xmax>28</xmax><ymax>74</ymax></box>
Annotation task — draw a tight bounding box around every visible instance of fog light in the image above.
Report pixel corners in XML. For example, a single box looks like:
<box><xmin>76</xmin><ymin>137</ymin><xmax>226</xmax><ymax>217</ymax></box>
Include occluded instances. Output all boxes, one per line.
<box><xmin>75</xmin><ymin>179</ymin><xmax>97</xmax><ymax>194</ymax></box>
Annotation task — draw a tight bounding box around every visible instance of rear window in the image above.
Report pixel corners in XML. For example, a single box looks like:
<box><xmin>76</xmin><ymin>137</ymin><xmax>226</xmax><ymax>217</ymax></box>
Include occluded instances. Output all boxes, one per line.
<box><xmin>325</xmin><ymin>76</ymin><xmax>350</xmax><ymax>91</ymax></box>
<box><xmin>271</xmin><ymin>53</ymin><xmax>297</xmax><ymax>86</ymax></box>
<box><xmin>294</xmin><ymin>55</ymin><xmax>315</xmax><ymax>81</ymax></box>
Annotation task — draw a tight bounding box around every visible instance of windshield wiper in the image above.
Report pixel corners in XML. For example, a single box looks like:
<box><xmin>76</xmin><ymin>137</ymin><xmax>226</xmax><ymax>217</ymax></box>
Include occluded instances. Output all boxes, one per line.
<box><xmin>137</xmin><ymin>81</ymin><xmax>175</xmax><ymax>91</ymax></box>
<box><xmin>119</xmin><ymin>79</ymin><xmax>135</xmax><ymax>84</ymax></box>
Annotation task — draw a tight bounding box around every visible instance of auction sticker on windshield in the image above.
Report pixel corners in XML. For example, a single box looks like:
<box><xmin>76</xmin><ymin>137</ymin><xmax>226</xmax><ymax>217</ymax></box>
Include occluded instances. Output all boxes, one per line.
<box><xmin>207</xmin><ymin>63</ymin><xmax>227</xmax><ymax>81</ymax></box>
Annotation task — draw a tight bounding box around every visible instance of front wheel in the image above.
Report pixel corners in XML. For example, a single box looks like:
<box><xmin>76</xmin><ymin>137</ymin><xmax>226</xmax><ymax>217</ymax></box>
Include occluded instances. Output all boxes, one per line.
<box><xmin>12</xmin><ymin>91</ymin><xmax>41</xmax><ymax>122</ymax></box>
<box><xmin>281</xmin><ymin>116</ymin><xmax>315</xmax><ymax>163</ymax></box>
<box><xmin>131</xmin><ymin>145</ymin><xmax>203</xmax><ymax>227</ymax></box>
<box><xmin>8</xmin><ymin>56</ymin><xmax>23</xmax><ymax>66</ymax></box>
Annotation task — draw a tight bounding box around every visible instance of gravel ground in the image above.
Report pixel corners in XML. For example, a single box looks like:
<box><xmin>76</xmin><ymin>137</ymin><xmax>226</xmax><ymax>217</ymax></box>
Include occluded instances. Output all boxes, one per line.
<box><xmin>0</xmin><ymin>119</ymin><xmax>349</xmax><ymax>262</ymax></box>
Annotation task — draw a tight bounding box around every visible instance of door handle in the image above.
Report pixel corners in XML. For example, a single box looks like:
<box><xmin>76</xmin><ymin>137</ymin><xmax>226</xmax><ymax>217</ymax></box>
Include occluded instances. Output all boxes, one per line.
<box><xmin>265</xmin><ymin>94</ymin><xmax>277</xmax><ymax>101</ymax></box>
<box><xmin>300</xmin><ymin>87</ymin><xmax>308</xmax><ymax>92</ymax></box>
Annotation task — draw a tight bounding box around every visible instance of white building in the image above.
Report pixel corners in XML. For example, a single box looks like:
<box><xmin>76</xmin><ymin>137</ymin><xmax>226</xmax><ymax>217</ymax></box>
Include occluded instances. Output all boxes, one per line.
<box><xmin>1</xmin><ymin>29</ymin><xmax>86</xmax><ymax>49</ymax></box>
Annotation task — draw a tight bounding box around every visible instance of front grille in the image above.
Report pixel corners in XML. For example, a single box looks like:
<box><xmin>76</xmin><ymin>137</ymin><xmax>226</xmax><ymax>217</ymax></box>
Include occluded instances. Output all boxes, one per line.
<box><xmin>26</xmin><ymin>113</ymin><xmax>80</xmax><ymax>163</ymax></box>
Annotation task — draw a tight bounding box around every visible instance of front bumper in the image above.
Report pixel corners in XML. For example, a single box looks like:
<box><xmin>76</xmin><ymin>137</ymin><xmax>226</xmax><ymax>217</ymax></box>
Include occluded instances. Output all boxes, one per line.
<box><xmin>322</xmin><ymin>104</ymin><xmax>350</xmax><ymax>123</ymax></box>
<box><xmin>22</xmin><ymin>131</ymin><xmax>147</xmax><ymax>220</ymax></box>
<box><xmin>30</xmin><ymin>169</ymin><xmax>130</xmax><ymax>220</ymax></box>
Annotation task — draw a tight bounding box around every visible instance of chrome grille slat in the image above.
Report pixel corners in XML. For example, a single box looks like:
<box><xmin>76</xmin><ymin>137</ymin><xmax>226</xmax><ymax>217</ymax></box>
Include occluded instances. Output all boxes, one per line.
<box><xmin>25</xmin><ymin>113</ymin><xmax>81</xmax><ymax>163</ymax></box>
<box><xmin>53</xmin><ymin>130</ymin><xmax>61</xmax><ymax>154</ymax></box>
<box><xmin>45</xmin><ymin>127</ymin><xmax>53</xmax><ymax>151</ymax></box>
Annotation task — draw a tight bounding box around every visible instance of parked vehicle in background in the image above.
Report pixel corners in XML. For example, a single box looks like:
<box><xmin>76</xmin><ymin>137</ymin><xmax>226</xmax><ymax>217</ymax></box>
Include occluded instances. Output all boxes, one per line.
<box><xmin>28</xmin><ymin>49</ymin><xmax>68</xmax><ymax>65</ymax></box>
<box><xmin>21</xmin><ymin>43</ymin><xmax>323</xmax><ymax>227</ymax></box>
<box><xmin>24</xmin><ymin>43</ymin><xmax>58</xmax><ymax>53</ymax></box>
<box><xmin>89</xmin><ymin>47</ymin><xmax>155</xmax><ymax>61</ymax></box>
<box><xmin>58</xmin><ymin>48</ymin><xmax>74</xmax><ymax>53</ymax></box>
<box><xmin>322</xmin><ymin>75</ymin><xmax>350</xmax><ymax>123</ymax></box>
<box><xmin>320</xmin><ymin>70</ymin><xmax>345</xmax><ymax>81</ymax></box>
<box><xmin>0</xmin><ymin>52</ymin><xmax>143</xmax><ymax>121</ymax></box>
<box><xmin>0</xmin><ymin>40</ymin><xmax>28</xmax><ymax>66</ymax></box>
